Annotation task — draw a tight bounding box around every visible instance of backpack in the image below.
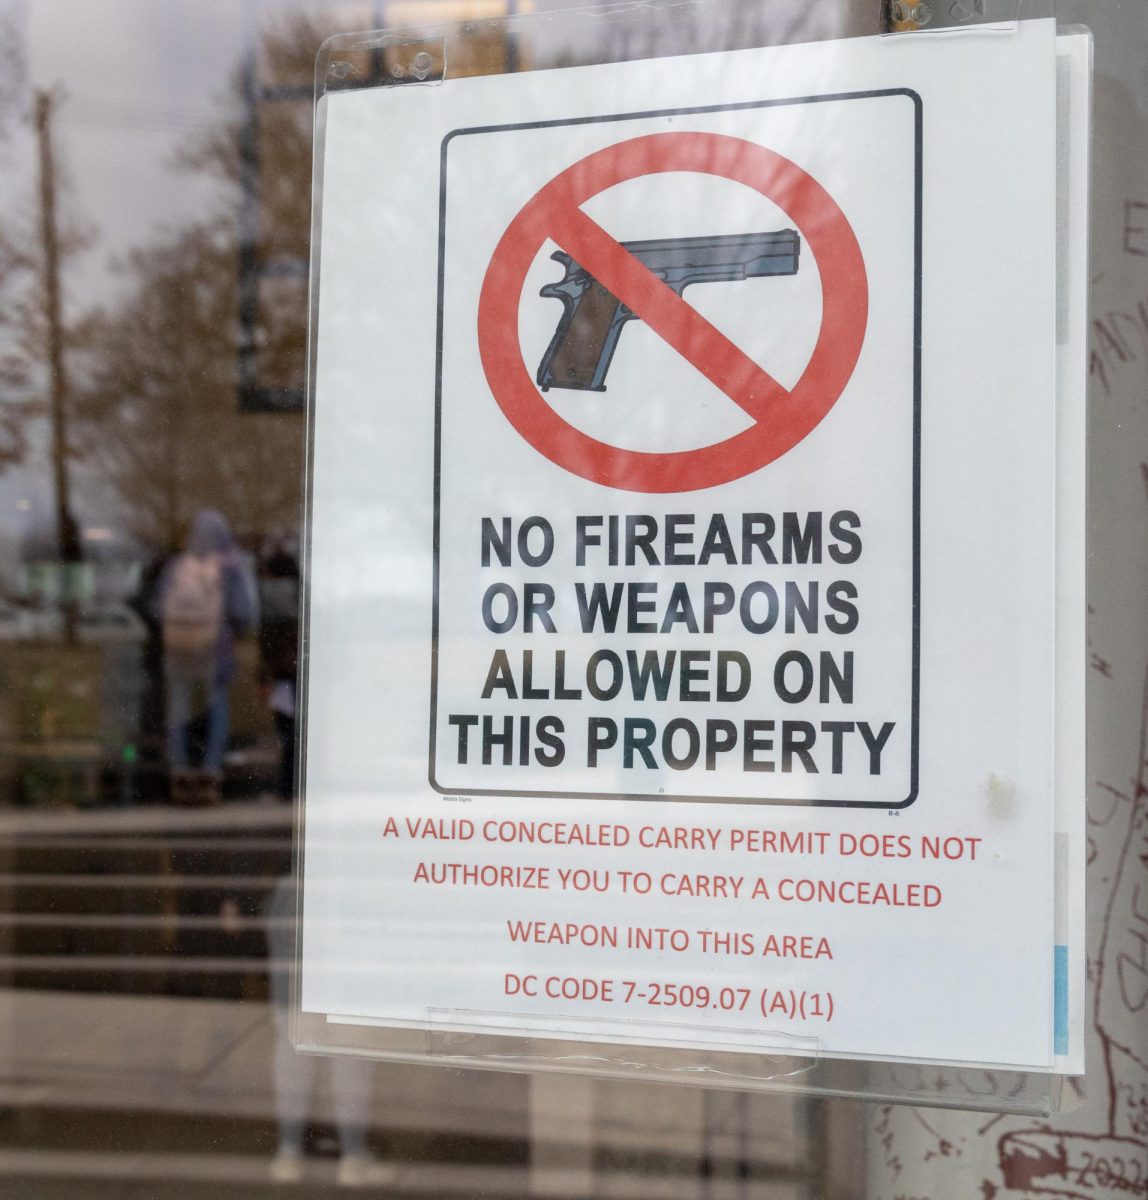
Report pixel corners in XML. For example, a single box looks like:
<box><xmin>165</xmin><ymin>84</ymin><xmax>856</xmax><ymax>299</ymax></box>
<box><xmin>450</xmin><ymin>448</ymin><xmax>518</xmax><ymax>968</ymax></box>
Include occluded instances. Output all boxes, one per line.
<box><xmin>162</xmin><ymin>554</ymin><xmax>224</xmax><ymax>653</ymax></box>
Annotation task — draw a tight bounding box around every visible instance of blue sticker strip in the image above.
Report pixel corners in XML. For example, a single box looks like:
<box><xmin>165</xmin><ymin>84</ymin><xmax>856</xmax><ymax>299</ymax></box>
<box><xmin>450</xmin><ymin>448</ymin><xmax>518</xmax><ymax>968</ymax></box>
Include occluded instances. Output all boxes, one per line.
<box><xmin>1054</xmin><ymin>944</ymin><xmax>1069</xmax><ymax>1056</ymax></box>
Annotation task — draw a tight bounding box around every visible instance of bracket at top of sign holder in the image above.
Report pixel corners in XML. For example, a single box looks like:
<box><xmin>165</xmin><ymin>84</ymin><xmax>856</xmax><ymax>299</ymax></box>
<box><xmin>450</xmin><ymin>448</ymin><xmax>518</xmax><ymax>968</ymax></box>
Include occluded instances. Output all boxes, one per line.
<box><xmin>312</xmin><ymin>0</ymin><xmax>1046</xmax><ymax>97</ymax></box>
<box><xmin>299</xmin><ymin>0</ymin><xmax>1089</xmax><ymax>1118</ymax></box>
<box><xmin>879</xmin><ymin>0</ymin><xmax>1024</xmax><ymax>36</ymax></box>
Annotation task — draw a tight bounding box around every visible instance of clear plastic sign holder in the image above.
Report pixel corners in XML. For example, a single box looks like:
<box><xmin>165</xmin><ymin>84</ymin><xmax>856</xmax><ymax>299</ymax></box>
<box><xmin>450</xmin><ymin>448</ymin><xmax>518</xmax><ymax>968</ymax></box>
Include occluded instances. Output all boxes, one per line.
<box><xmin>296</xmin><ymin>0</ymin><xmax>1089</xmax><ymax>1116</ymax></box>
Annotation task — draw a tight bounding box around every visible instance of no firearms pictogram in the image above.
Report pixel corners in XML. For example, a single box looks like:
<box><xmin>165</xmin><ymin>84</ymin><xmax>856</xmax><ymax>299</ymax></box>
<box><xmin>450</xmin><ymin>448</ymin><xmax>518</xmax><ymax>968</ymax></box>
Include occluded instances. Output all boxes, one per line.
<box><xmin>478</xmin><ymin>130</ymin><xmax>869</xmax><ymax>493</ymax></box>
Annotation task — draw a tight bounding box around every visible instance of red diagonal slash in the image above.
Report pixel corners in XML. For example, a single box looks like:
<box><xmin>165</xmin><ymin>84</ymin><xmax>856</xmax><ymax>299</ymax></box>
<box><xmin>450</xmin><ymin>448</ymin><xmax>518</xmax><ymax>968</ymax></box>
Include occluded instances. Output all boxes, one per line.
<box><xmin>545</xmin><ymin>204</ymin><xmax>789</xmax><ymax>422</ymax></box>
<box><xmin>477</xmin><ymin>131</ymin><xmax>868</xmax><ymax>493</ymax></box>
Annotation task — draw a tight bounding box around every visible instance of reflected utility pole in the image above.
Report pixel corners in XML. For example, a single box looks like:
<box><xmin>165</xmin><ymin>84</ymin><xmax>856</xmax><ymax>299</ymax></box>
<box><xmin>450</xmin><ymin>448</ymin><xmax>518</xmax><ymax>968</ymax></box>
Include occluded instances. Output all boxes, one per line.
<box><xmin>35</xmin><ymin>88</ymin><xmax>81</xmax><ymax>643</ymax></box>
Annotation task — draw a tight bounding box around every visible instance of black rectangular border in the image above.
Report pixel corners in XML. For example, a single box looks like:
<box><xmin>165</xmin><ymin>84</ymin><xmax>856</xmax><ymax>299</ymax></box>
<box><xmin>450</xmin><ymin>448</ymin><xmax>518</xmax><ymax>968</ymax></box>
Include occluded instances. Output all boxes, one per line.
<box><xmin>430</xmin><ymin>87</ymin><xmax>922</xmax><ymax>809</ymax></box>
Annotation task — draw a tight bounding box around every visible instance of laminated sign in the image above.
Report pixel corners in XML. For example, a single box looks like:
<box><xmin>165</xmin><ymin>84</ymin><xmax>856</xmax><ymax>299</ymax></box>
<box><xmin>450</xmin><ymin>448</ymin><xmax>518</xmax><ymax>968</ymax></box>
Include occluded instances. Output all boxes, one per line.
<box><xmin>303</xmin><ymin>19</ymin><xmax>1087</xmax><ymax>1075</ymax></box>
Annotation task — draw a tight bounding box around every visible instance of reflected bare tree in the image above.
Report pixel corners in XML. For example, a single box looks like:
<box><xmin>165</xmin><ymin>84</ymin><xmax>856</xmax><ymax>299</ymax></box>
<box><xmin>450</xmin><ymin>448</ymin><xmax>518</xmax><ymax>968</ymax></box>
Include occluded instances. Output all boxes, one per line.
<box><xmin>0</xmin><ymin>3</ymin><xmax>37</xmax><ymax>470</ymax></box>
<box><xmin>0</xmin><ymin>230</ymin><xmax>35</xmax><ymax>469</ymax></box>
<box><xmin>181</xmin><ymin>15</ymin><xmax>315</xmax><ymax>264</ymax></box>
<box><xmin>74</xmin><ymin>17</ymin><xmax>325</xmax><ymax>549</ymax></box>
<box><xmin>76</xmin><ymin>222</ymin><xmax>302</xmax><ymax>550</ymax></box>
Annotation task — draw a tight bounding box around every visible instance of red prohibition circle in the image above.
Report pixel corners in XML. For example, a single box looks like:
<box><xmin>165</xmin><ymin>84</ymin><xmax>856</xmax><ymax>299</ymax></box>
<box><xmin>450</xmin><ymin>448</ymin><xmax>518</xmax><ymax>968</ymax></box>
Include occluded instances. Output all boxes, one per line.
<box><xmin>477</xmin><ymin>131</ymin><xmax>869</xmax><ymax>494</ymax></box>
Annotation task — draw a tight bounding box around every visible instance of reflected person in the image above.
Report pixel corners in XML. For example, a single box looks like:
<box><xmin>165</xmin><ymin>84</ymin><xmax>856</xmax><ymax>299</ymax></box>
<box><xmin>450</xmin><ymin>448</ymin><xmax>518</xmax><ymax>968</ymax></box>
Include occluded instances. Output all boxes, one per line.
<box><xmin>265</xmin><ymin>873</ymin><xmax>392</xmax><ymax>1186</ymax></box>
<box><xmin>155</xmin><ymin>509</ymin><xmax>253</xmax><ymax>804</ymax></box>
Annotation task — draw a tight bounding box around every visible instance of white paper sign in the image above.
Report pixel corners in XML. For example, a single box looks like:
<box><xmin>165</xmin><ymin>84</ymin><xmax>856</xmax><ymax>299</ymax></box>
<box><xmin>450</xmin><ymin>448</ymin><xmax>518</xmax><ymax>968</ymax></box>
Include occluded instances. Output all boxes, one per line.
<box><xmin>434</xmin><ymin>86</ymin><xmax>917</xmax><ymax>809</ymax></box>
<box><xmin>303</xmin><ymin>19</ymin><xmax>1083</xmax><ymax>1072</ymax></box>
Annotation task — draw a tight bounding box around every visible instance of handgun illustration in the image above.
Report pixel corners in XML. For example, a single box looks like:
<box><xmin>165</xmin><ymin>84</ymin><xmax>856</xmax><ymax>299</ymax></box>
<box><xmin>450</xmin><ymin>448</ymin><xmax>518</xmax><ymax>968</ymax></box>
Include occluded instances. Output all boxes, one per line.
<box><xmin>536</xmin><ymin>229</ymin><xmax>801</xmax><ymax>392</ymax></box>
